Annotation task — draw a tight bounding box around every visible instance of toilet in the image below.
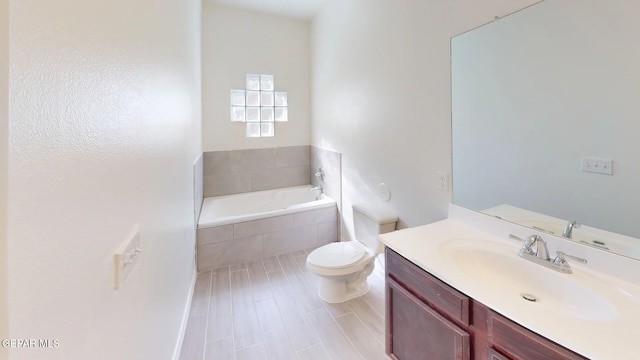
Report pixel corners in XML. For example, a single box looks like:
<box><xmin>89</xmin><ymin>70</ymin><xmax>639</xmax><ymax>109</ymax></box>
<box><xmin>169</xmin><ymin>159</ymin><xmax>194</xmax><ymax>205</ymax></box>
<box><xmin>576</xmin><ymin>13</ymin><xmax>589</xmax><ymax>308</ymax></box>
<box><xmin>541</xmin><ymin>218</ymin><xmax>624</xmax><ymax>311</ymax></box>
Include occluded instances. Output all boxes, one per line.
<box><xmin>306</xmin><ymin>204</ymin><xmax>398</xmax><ymax>303</ymax></box>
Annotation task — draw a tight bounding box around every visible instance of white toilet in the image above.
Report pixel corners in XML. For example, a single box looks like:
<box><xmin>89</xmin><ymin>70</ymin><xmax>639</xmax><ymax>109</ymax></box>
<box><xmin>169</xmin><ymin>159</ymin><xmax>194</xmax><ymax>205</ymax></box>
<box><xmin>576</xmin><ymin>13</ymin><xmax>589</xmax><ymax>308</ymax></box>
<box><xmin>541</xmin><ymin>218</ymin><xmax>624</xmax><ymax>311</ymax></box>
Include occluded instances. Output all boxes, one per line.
<box><xmin>306</xmin><ymin>204</ymin><xmax>398</xmax><ymax>303</ymax></box>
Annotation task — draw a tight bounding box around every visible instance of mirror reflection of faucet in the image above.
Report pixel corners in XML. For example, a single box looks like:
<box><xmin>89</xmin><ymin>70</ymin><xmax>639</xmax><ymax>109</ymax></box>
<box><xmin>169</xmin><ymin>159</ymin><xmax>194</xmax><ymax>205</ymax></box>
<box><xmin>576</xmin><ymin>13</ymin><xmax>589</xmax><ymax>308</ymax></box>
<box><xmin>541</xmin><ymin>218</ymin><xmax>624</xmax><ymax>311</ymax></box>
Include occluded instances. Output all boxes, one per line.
<box><xmin>562</xmin><ymin>220</ymin><xmax>581</xmax><ymax>239</ymax></box>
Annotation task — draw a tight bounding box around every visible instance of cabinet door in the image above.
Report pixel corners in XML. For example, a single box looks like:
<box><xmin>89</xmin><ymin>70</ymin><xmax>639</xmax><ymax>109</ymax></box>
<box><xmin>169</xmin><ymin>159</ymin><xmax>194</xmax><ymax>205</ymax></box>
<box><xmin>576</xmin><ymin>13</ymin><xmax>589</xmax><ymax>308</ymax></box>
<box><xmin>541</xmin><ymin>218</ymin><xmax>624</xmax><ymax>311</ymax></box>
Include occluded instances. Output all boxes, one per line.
<box><xmin>386</xmin><ymin>277</ymin><xmax>470</xmax><ymax>360</ymax></box>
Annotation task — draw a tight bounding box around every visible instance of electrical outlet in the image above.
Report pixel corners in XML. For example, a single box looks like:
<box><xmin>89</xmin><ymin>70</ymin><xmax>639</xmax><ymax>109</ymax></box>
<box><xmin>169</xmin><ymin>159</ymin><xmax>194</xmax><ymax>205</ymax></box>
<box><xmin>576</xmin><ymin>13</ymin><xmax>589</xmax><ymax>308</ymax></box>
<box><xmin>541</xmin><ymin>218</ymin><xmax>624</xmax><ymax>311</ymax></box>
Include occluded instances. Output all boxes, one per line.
<box><xmin>438</xmin><ymin>171</ymin><xmax>450</xmax><ymax>192</ymax></box>
<box><xmin>581</xmin><ymin>156</ymin><xmax>613</xmax><ymax>175</ymax></box>
<box><xmin>114</xmin><ymin>224</ymin><xmax>142</xmax><ymax>290</ymax></box>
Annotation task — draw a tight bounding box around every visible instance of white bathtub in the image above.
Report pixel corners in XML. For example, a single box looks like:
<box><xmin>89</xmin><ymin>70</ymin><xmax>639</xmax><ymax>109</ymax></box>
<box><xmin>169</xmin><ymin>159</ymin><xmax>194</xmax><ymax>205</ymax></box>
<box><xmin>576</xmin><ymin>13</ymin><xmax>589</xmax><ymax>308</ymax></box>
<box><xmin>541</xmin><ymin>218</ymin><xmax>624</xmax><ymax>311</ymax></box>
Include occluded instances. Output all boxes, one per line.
<box><xmin>198</xmin><ymin>185</ymin><xmax>336</xmax><ymax>229</ymax></box>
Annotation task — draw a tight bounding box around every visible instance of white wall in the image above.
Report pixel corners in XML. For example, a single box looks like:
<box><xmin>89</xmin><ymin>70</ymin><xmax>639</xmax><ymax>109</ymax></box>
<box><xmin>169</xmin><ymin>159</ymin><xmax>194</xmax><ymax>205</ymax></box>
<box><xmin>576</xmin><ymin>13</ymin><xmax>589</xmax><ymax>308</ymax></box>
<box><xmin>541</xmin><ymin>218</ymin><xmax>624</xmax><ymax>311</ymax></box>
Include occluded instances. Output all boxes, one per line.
<box><xmin>0</xmin><ymin>0</ymin><xmax>8</xmax><ymax>357</ymax></box>
<box><xmin>202</xmin><ymin>4</ymin><xmax>311</xmax><ymax>151</ymax></box>
<box><xmin>452</xmin><ymin>0</ymin><xmax>640</xmax><ymax>238</ymax></box>
<box><xmin>311</xmin><ymin>0</ymin><xmax>539</xmax><ymax>239</ymax></box>
<box><xmin>7</xmin><ymin>0</ymin><xmax>201</xmax><ymax>359</ymax></box>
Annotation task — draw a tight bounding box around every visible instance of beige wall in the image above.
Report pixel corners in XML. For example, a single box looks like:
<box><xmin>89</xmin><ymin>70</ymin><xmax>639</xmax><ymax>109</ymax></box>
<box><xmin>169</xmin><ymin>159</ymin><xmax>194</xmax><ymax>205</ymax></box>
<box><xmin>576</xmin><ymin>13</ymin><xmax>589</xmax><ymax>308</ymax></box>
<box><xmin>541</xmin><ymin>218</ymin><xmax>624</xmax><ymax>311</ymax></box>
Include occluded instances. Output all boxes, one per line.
<box><xmin>0</xmin><ymin>0</ymin><xmax>8</xmax><ymax>358</ymax></box>
<box><xmin>202</xmin><ymin>3</ymin><xmax>311</xmax><ymax>151</ymax></box>
<box><xmin>7</xmin><ymin>0</ymin><xmax>201</xmax><ymax>359</ymax></box>
<box><xmin>311</xmin><ymin>0</ymin><xmax>539</xmax><ymax>240</ymax></box>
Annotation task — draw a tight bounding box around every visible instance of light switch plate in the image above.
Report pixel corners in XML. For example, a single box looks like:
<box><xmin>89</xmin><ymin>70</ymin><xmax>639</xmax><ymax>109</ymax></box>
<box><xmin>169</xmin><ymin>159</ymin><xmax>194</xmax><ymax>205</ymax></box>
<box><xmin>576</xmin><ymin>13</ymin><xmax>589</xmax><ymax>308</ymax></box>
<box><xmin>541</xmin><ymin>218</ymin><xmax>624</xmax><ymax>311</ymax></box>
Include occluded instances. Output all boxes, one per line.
<box><xmin>581</xmin><ymin>156</ymin><xmax>613</xmax><ymax>175</ymax></box>
<box><xmin>114</xmin><ymin>224</ymin><xmax>142</xmax><ymax>290</ymax></box>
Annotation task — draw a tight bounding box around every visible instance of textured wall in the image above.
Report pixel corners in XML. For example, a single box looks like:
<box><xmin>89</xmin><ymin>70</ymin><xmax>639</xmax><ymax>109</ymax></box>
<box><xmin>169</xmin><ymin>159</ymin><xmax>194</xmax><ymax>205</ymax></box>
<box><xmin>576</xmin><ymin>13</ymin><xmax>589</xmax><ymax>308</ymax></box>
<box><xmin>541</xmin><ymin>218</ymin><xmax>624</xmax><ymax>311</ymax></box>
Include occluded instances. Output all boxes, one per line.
<box><xmin>201</xmin><ymin>3</ymin><xmax>311</xmax><ymax>151</ymax></box>
<box><xmin>7</xmin><ymin>0</ymin><xmax>201</xmax><ymax>359</ymax></box>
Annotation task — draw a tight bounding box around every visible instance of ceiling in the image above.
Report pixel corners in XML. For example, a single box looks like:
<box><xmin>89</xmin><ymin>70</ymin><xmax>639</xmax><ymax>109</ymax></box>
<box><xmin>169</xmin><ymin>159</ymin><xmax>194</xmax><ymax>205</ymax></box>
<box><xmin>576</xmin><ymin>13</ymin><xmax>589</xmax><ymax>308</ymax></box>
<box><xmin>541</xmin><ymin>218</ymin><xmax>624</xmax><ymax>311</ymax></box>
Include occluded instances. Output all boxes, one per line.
<box><xmin>204</xmin><ymin>0</ymin><xmax>329</xmax><ymax>20</ymax></box>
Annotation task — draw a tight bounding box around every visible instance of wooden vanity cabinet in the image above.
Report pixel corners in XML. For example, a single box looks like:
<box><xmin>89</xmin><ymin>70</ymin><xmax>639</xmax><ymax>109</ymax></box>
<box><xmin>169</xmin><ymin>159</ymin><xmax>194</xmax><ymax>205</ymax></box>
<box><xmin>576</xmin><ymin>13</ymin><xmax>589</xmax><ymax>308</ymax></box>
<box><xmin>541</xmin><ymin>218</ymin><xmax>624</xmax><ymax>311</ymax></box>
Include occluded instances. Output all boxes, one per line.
<box><xmin>386</xmin><ymin>277</ymin><xmax>471</xmax><ymax>359</ymax></box>
<box><xmin>488</xmin><ymin>312</ymin><xmax>588</xmax><ymax>360</ymax></box>
<box><xmin>385</xmin><ymin>248</ymin><xmax>588</xmax><ymax>360</ymax></box>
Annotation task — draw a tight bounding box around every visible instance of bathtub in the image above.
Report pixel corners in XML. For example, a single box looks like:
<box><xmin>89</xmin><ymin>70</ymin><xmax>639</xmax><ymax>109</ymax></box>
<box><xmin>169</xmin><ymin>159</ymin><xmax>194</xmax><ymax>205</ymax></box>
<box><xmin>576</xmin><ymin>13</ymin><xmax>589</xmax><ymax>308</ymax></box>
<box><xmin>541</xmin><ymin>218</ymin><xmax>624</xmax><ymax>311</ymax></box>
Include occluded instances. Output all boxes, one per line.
<box><xmin>198</xmin><ymin>185</ymin><xmax>336</xmax><ymax>228</ymax></box>
<box><xmin>196</xmin><ymin>185</ymin><xmax>338</xmax><ymax>271</ymax></box>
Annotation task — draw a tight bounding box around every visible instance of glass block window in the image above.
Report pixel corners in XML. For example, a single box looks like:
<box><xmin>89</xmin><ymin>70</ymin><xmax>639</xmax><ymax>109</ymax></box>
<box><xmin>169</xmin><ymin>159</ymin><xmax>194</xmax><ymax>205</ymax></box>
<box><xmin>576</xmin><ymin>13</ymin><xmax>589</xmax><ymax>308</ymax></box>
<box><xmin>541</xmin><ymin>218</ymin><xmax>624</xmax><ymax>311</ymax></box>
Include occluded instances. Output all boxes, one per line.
<box><xmin>230</xmin><ymin>73</ymin><xmax>288</xmax><ymax>138</ymax></box>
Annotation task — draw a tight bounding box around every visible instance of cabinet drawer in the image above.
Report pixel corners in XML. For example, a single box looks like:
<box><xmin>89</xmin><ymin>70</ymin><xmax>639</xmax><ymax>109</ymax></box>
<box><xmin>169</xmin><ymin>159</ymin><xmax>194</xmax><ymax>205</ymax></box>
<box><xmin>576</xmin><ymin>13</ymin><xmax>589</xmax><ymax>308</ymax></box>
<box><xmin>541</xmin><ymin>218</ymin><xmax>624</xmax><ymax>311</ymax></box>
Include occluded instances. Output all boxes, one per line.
<box><xmin>386</xmin><ymin>248</ymin><xmax>470</xmax><ymax>327</ymax></box>
<box><xmin>489</xmin><ymin>311</ymin><xmax>588</xmax><ymax>360</ymax></box>
<box><xmin>487</xmin><ymin>348</ymin><xmax>510</xmax><ymax>360</ymax></box>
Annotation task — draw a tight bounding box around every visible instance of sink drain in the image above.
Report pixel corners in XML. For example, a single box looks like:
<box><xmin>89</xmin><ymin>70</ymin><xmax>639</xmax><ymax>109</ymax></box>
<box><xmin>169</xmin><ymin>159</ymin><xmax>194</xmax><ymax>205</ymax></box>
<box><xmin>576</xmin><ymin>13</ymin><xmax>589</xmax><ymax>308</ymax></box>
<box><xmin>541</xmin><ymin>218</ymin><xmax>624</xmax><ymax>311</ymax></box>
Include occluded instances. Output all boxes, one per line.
<box><xmin>521</xmin><ymin>293</ymin><xmax>537</xmax><ymax>302</ymax></box>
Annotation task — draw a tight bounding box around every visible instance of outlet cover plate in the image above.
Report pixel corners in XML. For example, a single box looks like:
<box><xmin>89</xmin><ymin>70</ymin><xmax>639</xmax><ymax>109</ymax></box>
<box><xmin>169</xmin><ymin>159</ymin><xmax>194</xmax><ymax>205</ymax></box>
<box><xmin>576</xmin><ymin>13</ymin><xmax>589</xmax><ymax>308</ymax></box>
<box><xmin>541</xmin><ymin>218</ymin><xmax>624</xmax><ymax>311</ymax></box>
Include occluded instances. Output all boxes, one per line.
<box><xmin>114</xmin><ymin>224</ymin><xmax>142</xmax><ymax>290</ymax></box>
<box><xmin>438</xmin><ymin>171</ymin><xmax>450</xmax><ymax>192</ymax></box>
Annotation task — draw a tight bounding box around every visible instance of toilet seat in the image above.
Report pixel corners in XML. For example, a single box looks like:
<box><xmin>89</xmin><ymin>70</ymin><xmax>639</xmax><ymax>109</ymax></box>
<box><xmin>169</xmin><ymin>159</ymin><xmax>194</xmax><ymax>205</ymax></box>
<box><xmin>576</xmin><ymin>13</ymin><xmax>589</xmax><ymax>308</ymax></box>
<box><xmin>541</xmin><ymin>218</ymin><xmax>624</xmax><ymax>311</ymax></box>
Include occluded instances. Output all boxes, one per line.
<box><xmin>307</xmin><ymin>242</ymin><xmax>366</xmax><ymax>269</ymax></box>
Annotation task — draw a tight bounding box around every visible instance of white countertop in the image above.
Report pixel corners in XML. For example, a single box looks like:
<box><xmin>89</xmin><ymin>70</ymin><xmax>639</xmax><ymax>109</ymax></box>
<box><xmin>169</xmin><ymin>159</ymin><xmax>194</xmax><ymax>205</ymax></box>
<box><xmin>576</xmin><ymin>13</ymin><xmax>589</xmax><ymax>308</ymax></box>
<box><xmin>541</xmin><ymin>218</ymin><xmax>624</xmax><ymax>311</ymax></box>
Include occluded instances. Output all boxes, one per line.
<box><xmin>379</xmin><ymin>206</ymin><xmax>640</xmax><ymax>360</ymax></box>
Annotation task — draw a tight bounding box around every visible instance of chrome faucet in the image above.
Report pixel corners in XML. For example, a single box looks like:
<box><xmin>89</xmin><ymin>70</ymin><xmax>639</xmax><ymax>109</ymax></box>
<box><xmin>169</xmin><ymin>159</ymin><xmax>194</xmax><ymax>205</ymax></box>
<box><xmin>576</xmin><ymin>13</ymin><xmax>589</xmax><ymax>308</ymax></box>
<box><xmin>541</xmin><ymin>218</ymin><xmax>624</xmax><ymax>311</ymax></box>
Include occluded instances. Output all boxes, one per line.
<box><xmin>309</xmin><ymin>186</ymin><xmax>323</xmax><ymax>200</ymax></box>
<box><xmin>562</xmin><ymin>220</ymin><xmax>581</xmax><ymax>239</ymax></box>
<box><xmin>315</xmin><ymin>167</ymin><xmax>325</xmax><ymax>183</ymax></box>
<box><xmin>310</xmin><ymin>167</ymin><xmax>325</xmax><ymax>200</ymax></box>
<box><xmin>518</xmin><ymin>235</ymin><xmax>550</xmax><ymax>260</ymax></box>
<box><xmin>512</xmin><ymin>234</ymin><xmax>587</xmax><ymax>274</ymax></box>
<box><xmin>552</xmin><ymin>251</ymin><xmax>588</xmax><ymax>273</ymax></box>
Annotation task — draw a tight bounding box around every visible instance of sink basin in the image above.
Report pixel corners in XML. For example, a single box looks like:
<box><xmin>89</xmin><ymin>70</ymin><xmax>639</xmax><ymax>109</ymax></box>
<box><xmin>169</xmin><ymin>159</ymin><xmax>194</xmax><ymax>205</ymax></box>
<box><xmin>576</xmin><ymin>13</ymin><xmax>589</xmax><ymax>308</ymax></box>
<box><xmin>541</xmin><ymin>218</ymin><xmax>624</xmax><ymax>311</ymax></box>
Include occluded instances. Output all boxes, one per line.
<box><xmin>438</xmin><ymin>238</ymin><xmax>617</xmax><ymax>321</ymax></box>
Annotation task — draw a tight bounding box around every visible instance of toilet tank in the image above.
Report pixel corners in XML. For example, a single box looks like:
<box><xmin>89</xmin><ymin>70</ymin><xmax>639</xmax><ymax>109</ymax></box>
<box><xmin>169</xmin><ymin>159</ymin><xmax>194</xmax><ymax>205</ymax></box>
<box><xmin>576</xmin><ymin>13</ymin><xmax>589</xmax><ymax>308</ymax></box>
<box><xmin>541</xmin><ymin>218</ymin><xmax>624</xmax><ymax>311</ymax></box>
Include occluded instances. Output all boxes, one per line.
<box><xmin>352</xmin><ymin>204</ymin><xmax>398</xmax><ymax>254</ymax></box>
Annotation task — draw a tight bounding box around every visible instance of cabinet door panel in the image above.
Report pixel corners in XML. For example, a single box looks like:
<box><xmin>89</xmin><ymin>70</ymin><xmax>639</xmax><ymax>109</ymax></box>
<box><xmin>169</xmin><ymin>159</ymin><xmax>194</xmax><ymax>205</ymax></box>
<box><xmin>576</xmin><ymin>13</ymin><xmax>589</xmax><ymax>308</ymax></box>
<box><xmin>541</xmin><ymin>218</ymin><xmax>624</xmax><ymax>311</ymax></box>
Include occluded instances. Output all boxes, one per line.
<box><xmin>386</xmin><ymin>276</ymin><xmax>470</xmax><ymax>360</ymax></box>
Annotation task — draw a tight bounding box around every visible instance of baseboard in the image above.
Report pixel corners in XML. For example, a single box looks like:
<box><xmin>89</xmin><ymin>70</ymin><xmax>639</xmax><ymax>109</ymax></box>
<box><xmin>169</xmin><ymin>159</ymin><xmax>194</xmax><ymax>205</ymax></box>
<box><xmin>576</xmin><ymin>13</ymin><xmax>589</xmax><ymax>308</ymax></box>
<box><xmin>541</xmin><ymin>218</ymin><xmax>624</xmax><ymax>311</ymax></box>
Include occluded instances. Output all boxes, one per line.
<box><xmin>172</xmin><ymin>264</ymin><xmax>197</xmax><ymax>360</ymax></box>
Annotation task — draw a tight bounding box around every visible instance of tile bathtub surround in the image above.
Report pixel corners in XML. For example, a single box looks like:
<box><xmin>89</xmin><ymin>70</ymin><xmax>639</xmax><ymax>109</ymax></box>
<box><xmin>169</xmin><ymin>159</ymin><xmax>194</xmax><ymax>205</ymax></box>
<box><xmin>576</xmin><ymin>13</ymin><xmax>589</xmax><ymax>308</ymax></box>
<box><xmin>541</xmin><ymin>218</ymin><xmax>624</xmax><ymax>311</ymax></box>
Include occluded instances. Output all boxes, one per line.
<box><xmin>193</xmin><ymin>153</ymin><xmax>204</xmax><ymax>225</ymax></box>
<box><xmin>311</xmin><ymin>146</ymin><xmax>342</xmax><ymax>241</ymax></box>
<box><xmin>179</xmin><ymin>248</ymin><xmax>390</xmax><ymax>360</ymax></box>
<box><xmin>203</xmin><ymin>146</ymin><xmax>311</xmax><ymax>197</ymax></box>
<box><xmin>311</xmin><ymin>146</ymin><xmax>341</xmax><ymax>209</ymax></box>
<box><xmin>196</xmin><ymin>206</ymin><xmax>338</xmax><ymax>271</ymax></box>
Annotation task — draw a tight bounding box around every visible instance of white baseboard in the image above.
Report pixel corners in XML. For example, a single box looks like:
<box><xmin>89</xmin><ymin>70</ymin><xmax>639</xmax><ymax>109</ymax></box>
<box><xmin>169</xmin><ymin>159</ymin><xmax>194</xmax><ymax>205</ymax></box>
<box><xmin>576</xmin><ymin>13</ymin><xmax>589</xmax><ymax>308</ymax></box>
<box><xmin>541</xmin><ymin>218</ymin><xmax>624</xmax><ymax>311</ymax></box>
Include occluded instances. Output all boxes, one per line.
<box><xmin>172</xmin><ymin>264</ymin><xmax>197</xmax><ymax>360</ymax></box>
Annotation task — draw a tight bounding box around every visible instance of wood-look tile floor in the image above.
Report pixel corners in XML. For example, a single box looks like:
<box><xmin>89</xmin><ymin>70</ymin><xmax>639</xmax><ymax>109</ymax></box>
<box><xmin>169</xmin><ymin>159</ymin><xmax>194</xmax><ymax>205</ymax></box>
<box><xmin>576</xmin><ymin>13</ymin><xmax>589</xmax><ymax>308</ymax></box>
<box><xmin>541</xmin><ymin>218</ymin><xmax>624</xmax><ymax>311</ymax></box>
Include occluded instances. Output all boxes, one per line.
<box><xmin>179</xmin><ymin>247</ymin><xmax>390</xmax><ymax>360</ymax></box>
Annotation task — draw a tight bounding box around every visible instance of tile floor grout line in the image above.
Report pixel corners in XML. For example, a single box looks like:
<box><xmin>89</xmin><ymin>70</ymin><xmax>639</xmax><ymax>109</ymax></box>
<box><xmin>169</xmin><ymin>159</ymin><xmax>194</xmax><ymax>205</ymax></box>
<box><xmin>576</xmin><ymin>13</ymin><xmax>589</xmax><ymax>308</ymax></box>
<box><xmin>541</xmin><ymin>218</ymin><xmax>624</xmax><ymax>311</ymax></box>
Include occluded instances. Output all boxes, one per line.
<box><xmin>227</xmin><ymin>267</ymin><xmax>237</xmax><ymax>358</ymax></box>
<box><xmin>201</xmin><ymin>269</ymin><xmax>213</xmax><ymax>360</ymax></box>
<box><xmin>244</xmin><ymin>262</ymin><xmax>267</xmax><ymax>359</ymax></box>
<box><xmin>345</xmin><ymin>300</ymin><xmax>384</xmax><ymax>346</ymax></box>
<box><xmin>264</xmin><ymin>257</ymin><xmax>319</xmax><ymax>356</ymax></box>
<box><xmin>323</xmin><ymin>305</ymin><xmax>367</xmax><ymax>360</ymax></box>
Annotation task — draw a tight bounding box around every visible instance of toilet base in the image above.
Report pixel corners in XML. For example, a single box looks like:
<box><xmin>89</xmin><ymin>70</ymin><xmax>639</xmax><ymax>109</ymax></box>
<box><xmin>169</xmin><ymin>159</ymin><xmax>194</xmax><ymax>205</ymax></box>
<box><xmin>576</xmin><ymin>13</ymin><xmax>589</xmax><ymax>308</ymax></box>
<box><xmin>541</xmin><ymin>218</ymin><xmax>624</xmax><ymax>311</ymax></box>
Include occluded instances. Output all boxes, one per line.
<box><xmin>316</xmin><ymin>262</ymin><xmax>375</xmax><ymax>304</ymax></box>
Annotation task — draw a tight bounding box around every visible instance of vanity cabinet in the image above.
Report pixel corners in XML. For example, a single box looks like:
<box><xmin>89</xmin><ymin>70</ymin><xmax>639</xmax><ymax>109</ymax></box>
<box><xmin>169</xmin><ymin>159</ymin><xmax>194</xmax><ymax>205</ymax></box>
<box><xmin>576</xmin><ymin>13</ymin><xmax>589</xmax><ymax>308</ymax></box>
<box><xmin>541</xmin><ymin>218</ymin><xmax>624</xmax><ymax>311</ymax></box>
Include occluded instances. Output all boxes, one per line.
<box><xmin>386</xmin><ymin>277</ymin><xmax>470</xmax><ymax>359</ymax></box>
<box><xmin>385</xmin><ymin>248</ymin><xmax>588</xmax><ymax>360</ymax></box>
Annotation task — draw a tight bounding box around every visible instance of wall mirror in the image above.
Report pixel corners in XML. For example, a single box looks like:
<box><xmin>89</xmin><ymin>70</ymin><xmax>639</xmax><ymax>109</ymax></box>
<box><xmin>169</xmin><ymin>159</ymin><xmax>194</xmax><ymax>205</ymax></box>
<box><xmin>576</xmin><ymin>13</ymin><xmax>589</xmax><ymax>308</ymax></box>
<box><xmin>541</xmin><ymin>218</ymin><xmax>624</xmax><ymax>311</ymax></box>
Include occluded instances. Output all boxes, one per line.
<box><xmin>451</xmin><ymin>0</ymin><xmax>640</xmax><ymax>260</ymax></box>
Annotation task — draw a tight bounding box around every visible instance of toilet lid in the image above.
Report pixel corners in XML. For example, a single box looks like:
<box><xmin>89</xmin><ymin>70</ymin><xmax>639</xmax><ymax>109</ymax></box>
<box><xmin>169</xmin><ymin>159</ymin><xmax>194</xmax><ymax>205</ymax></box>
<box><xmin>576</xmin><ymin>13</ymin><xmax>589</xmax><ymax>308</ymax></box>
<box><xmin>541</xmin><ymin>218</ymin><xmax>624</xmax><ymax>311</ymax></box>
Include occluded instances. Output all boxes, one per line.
<box><xmin>308</xmin><ymin>242</ymin><xmax>366</xmax><ymax>269</ymax></box>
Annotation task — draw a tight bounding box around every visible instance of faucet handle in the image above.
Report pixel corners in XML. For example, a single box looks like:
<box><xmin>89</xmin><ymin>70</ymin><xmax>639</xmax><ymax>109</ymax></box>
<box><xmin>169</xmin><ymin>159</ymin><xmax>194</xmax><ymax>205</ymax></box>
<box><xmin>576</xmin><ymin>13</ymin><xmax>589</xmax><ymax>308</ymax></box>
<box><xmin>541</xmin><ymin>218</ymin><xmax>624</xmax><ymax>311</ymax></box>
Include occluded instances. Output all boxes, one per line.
<box><xmin>518</xmin><ymin>235</ymin><xmax>542</xmax><ymax>256</ymax></box>
<box><xmin>535</xmin><ymin>237</ymin><xmax>550</xmax><ymax>260</ymax></box>
<box><xmin>553</xmin><ymin>251</ymin><xmax>588</xmax><ymax>265</ymax></box>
